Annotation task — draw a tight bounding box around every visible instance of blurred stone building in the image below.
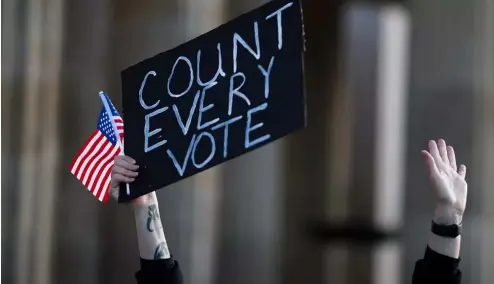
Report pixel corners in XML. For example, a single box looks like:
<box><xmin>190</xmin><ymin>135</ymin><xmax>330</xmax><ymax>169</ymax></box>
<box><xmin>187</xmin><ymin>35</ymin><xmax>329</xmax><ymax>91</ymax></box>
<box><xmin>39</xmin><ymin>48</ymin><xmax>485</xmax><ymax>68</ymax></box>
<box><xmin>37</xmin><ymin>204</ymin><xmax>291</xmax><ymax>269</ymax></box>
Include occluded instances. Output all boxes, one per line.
<box><xmin>2</xmin><ymin>0</ymin><xmax>493</xmax><ymax>284</ymax></box>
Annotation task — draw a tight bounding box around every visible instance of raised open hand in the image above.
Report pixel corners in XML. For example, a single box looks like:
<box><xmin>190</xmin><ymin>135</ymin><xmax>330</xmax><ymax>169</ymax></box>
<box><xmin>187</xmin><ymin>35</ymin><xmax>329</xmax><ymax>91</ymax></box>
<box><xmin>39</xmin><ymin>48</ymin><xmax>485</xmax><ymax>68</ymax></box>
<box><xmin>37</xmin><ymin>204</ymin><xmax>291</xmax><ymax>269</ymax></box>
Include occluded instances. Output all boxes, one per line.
<box><xmin>421</xmin><ymin>139</ymin><xmax>467</xmax><ymax>224</ymax></box>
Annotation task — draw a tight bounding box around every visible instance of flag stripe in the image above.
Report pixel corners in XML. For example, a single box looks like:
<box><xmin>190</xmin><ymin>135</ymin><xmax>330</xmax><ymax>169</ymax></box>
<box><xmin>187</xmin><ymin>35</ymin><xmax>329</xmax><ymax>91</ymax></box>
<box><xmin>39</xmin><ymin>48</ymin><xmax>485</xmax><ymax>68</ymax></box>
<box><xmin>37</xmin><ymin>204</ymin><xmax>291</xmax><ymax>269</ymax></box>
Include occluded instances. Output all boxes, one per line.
<box><xmin>102</xmin><ymin>190</ymin><xmax>110</xmax><ymax>203</ymax></box>
<box><xmin>87</xmin><ymin>146</ymin><xmax>118</xmax><ymax>191</ymax></box>
<box><xmin>76</xmin><ymin>134</ymin><xmax>106</xmax><ymax>180</ymax></box>
<box><xmin>82</xmin><ymin>140</ymin><xmax>112</xmax><ymax>185</ymax></box>
<box><xmin>92</xmin><ymin>153</ymin><xmax>117</xmax><ymax>197</ymax></box>
<box><xmin>83</xmin><ymin>142</ymin><xmax>113</xmax><ymax>187</ymax></box>
<box><xmin>89</xmin><ymin>146</ymin><xmax>120</xmax><ymax>192</ymax></box>
<box><xmin>92</xmin><ymin>160</ymin><xmax>113</xmax><ymax>197</ymax></box>
<box><xmin>70</xmin><ymin>130</ymin><xmax>101</xmax><ymax>174</ymax></box>
<box><xmin>72</xmin><ymin>133</ymin><xmax>104</xmax><ymax>178</ymax></box>
<box><xmin>97</xmin><ymin>163</ymin><xmax>114</xmax><ymax>201</ymax></box>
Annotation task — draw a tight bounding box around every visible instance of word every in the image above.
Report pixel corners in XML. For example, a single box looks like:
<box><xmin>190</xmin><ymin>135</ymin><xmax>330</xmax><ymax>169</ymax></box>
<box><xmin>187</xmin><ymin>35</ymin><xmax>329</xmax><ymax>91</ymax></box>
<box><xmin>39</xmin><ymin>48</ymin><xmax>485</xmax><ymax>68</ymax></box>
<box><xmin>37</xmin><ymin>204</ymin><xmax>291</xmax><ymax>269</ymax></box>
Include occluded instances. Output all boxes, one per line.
<box><xmin>138</xmin><ymin>2</ymin><xmax>294</xmax><ymax>177</ymax></box>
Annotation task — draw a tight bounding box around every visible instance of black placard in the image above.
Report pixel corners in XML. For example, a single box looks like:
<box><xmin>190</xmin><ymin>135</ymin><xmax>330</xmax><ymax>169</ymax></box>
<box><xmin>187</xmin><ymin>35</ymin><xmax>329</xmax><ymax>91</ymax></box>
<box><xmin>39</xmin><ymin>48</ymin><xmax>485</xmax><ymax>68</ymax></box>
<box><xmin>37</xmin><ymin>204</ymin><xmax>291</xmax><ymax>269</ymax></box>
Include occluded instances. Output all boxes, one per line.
<box><xmin>120</xmin><ymin>0</ymin><xmax>306</xmax><ymax>201</ymax></box>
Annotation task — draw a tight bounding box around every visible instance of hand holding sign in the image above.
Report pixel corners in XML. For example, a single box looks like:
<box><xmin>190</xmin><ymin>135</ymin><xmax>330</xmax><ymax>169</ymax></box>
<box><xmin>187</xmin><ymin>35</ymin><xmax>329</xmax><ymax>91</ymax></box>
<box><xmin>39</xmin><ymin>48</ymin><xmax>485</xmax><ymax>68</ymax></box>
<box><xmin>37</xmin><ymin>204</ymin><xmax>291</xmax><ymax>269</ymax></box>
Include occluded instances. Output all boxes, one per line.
<box><xmin>120</xmin><ymin>0</ymin><xmax>306</xmax><ymax>201</ymax></box>
<box><xmin>110</xmin><ymin>156</ymin><xmax>138</xmax><ymax>188</ymax></box>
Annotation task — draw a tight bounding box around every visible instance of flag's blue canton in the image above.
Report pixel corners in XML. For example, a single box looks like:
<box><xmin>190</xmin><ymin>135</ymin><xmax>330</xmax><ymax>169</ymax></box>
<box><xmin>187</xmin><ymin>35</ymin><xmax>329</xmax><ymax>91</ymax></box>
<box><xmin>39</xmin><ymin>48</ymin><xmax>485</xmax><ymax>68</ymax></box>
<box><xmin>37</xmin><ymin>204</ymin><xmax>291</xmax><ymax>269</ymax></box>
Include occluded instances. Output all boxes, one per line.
<box><xmin>103</xmin><ymin>93</ymin><xmax>120</xmax><ymax>117</ymax></box>
<box><xmin>97</xmin><ymin>109</ymin><xmax>118</xmax><ymax>145</ymax></box>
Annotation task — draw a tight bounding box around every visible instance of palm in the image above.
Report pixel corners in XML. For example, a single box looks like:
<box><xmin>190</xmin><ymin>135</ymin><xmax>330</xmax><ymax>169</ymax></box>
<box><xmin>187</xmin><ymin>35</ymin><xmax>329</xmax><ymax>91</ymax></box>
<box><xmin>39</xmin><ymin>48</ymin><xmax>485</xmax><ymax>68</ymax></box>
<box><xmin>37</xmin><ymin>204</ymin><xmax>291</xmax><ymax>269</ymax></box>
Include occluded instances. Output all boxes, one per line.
<box><xmin>430</xmin><ymin>166</ymin><xmax>467</xmax><ymax>212</ymax></box>
<box><xmin>422</xmin><ymin>139</ymin><xmax>467</xmax><ymax>216</ymax></box>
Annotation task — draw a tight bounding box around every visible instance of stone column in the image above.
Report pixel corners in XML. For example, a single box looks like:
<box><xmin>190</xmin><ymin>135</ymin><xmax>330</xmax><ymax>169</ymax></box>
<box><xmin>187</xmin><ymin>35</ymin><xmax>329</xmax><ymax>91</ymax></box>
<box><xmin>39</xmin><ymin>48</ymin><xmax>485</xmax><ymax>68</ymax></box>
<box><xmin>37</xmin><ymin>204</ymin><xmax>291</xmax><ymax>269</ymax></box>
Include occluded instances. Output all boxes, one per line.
<box><xmin>283</xmin><ymin>1</ymin><xmax>341</xmax><ymax>284</ymax></box>
<box><xmin>13</xmin><ymin>0</ymin><xmax>65</xmax><ymax>283</ymax></box>
<box><xmin>335</xmin><ymin>4</ymin><xmax>410</xmax><ymax>284</ymax></box>
<box><xmin>55</xmin><ymin>0</ymin><xmax>111</xmax><ymax>283</ymax></box>
<box><xmin>371</xmin><ymin>5</ymin><xmax>410</xmax><ymax>284</ymax></box>
<box><xmin>2</xmin><ymin>0</ymin><xmax>22</xmax><ymax>280</ymax></box>
<box><xmin>472</xmin><ymin>0</ymin><xmax>494</xmax><ymax>283</ymax></box>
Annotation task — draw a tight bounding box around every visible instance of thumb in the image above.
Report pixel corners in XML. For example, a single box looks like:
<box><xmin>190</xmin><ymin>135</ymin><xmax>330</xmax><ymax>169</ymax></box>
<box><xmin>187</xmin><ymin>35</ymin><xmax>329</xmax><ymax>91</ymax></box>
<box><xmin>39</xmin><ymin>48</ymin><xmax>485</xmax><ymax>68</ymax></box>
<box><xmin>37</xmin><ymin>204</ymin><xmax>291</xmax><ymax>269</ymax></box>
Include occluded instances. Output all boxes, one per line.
<box><xmin>422</xmin><ymin>150</ymin><xmax>439</xmax><ymax>176</ymax></box>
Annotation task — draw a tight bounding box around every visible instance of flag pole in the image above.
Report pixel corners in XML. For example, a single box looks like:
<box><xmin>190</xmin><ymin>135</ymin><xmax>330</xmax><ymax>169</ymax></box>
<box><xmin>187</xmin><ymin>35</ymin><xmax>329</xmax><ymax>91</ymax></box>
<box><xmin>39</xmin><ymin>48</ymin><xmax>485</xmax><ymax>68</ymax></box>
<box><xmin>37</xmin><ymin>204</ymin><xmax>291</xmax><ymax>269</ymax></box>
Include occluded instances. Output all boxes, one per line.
<box><xmin>99</xmin><ymin>91</ymin><xmax>131</xmax><ymax>196</ymax></box>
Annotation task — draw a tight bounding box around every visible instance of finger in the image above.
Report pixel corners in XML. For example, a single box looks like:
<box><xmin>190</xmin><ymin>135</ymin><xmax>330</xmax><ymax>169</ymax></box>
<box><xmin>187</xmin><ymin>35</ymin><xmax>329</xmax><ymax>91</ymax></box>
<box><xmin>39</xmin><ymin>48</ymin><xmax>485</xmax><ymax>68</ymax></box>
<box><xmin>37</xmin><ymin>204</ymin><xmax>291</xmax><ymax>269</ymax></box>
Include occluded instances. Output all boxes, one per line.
<box><xmin>113</xmin><ymin>165</ymin><xmax>139</xmax><ymax>178</ymax></box>
<box><xmin>447</xmin><ymin>146</ymin><xmax>457</xmax><ymax>171</ymax></box>
<box><xmin>111</xmin><ymin>172</ymin><xmax>135</xmax><ymax>183</ymax></box>
<box><xmin>119</xmin><ymin>155</ymin><xmax>137</xmax><ymax>165</ymax></box>
<box><xmin>115</xmin><ymin>157</ymin><xmax>139</xmax><ymax>171</ymax></box>
<box><xmin>422</xmin><ymin>150</ymin><xmax>439</xmax><ymax>176</ymax></box>
<box><xmin>428</xmin><ymin>140</ymin><xmax>443</xmax><ymax>166</ymax></box>
<box><xmin>120</xmin><ymin>161</ymin><xmax>139</xmax><ymax>171</ymax></box>
<box><xmin>458</xmin><ymin>164</ymin><xmax>467</xmax><ymax>179</ymax></box>
<box><xmin>438</xmin><ymin>139</ymin><xmax>450</xmax><ymax>165</ymax></box>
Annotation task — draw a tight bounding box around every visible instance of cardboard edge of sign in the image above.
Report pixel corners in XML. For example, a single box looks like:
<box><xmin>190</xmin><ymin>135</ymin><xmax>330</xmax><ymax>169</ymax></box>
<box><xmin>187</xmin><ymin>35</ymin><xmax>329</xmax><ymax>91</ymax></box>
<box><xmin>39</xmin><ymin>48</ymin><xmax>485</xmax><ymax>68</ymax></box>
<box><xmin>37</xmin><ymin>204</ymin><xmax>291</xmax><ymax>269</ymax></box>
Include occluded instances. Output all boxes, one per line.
<box><xmin>299</xmin><ymin>0</ymin><xmax>308</xmax><ymax>129</ymax></box>
<box><xmin>117</xmin><ymin>0</ymin><xmax>308</xmax><ymax>203</ymax></box>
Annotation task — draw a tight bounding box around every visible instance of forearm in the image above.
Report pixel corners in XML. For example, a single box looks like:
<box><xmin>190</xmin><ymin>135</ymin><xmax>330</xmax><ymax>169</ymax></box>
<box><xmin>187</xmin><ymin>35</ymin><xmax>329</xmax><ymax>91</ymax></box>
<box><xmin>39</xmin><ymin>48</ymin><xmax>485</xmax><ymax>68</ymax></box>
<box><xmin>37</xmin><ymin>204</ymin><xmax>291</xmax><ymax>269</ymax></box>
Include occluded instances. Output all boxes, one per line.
<box><xmin>413</xmin><ymin>210</ymin><xmax>462</xmax><ymax>284</ymax></box>
<box><xmin>428</xmin><ymin>234</ymin><xmax>460</xmax><ymax>259</ymax></box>
<box><xmin>132</xmin><ymin>192</ymin><xmax>170</xmax><ymax>260</ymax></box>
<box><xmin>428</xmin><ymin>205</ymin><xmax>462</xmax><ymax>259</ymax></box>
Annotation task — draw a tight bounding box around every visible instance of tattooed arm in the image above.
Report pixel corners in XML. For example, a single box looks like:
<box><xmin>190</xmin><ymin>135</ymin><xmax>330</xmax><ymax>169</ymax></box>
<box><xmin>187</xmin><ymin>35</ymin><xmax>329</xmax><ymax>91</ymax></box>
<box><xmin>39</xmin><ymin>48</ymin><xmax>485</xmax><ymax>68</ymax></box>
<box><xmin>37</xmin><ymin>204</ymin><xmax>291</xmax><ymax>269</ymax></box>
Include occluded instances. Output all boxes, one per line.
<box><xmin>132</xmin><ymin>192</ymin><xmax>170</xmax><ymax>260</ymax></box>
<box><xmin>110</xmin><ymin>156</ymin><xmax>183</xmax><ymax>284</ymax></box>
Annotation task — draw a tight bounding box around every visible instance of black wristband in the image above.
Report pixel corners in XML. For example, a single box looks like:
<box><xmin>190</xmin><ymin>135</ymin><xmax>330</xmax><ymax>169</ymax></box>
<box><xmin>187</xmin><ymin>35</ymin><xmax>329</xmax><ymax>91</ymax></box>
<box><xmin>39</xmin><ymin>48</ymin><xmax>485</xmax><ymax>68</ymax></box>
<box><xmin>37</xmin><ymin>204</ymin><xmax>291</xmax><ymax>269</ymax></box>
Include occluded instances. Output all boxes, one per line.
<box><xmin>431</xmin><ymin>221</ymin><xmax>462</xmax><ymax>238</ymax></box>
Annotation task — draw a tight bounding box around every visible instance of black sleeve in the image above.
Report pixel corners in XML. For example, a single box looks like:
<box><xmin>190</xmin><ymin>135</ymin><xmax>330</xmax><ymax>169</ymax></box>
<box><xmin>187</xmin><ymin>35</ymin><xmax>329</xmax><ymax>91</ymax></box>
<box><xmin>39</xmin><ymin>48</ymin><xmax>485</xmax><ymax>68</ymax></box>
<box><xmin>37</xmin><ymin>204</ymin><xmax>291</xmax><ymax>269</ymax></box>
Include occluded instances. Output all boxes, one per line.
<box><xmin>135</xmin><ymin>256</ymin><xmax>183</xmax><ymax>284</ymax></box>
<box><xmin>412</xmin><ymin>246</ymin><xmax>461</xmax><ymax>284</ymax></box>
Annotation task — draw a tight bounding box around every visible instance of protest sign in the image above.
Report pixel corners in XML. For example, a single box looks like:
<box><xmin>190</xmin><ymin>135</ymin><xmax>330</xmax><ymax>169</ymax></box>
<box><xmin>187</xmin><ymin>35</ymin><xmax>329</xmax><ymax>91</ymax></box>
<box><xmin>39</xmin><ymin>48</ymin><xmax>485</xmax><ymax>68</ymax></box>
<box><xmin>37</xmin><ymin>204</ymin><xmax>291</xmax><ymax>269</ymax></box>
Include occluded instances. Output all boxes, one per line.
<box><xmin>120</xmin><ymin>0</ymin><xmax>306</xmax><ymax>201</ymax></box>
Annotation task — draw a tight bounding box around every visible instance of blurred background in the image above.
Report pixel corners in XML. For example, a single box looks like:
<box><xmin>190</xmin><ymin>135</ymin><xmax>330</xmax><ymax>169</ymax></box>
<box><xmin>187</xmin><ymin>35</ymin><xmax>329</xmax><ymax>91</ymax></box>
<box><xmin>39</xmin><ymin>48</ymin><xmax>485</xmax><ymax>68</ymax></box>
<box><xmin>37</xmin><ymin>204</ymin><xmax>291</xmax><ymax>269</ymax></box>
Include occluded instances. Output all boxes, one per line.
<box><xmin>2</xmin><ymin>0</ymin><xmax>494</xmax><ymax>283</ymax></box>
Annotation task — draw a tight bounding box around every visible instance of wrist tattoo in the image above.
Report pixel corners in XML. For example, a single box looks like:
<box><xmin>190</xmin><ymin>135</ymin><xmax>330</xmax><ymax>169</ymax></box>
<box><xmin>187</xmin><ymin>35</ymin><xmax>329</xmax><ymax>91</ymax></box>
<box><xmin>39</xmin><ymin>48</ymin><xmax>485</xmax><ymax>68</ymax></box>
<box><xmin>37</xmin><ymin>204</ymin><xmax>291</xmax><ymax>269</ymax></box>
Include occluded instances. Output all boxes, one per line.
<box><xmin>154</xmin><ymin>242</ymin><xmax>168</xmax><ymax>260</ymax></box>
<box><xmin>146</xmin><ymin>204</ymin><xmax>161</xmax><ymax>232</ymax></box>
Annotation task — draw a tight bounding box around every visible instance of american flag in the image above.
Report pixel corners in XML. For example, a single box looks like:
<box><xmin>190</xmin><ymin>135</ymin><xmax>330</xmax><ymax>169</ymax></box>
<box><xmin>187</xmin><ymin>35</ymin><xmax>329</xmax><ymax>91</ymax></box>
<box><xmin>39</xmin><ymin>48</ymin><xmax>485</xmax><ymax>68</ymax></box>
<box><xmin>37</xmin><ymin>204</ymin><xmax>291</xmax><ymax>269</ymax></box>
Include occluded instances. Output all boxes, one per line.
<box><xmin>69</xmin><ymin>94</ymin><xmax>124</xmax><ymax>202</ymax></box>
